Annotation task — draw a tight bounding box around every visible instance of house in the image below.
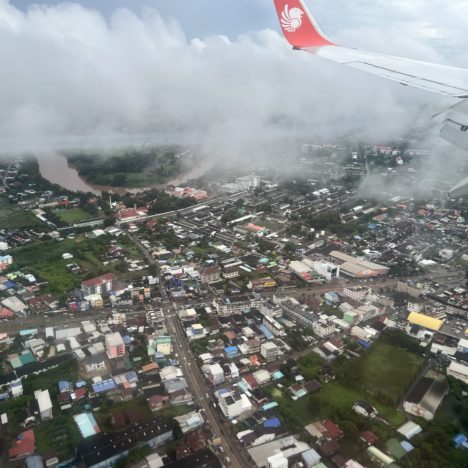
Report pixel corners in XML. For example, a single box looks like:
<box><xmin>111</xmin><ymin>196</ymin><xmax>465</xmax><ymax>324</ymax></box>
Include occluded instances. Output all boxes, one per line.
<box><xmin>34</xmin><ymin>389</ymin><xmax>53</xmax><ymax>421</ymax></box>
<box><xmin>360</xmin><ymin>431</ymin><xmax>378</xmax><ymax>445</ymax></box>
<box><xmin>9</xmin><ymin>430</ymin><xmax>35</xmax><ymax>459</ymax></box>
<box><xmin>105</xmin><ymin>332</ymin><xmax>125</xmax><ymax>359</ymax></box>
<box><xmin>353</xmin><ymin>401</ymin><xmax>378</xmax><ymax>418</ymax></box>
<box><xmin>403</xmin><ymin>373</ymin><xmax>448</xmax><ymax>420</ymax></box>
<box><xmin>83</xmin><ymin>354</ymin><xmax>108</xmax><ymax>376</ymax></box>
<box><xmin>148</xmin><ymin>395</ymin><xmax>170</xmax><ymax>411</ymax></box>
<box><xmin>174</xmin><ymin>411</ymin><xmax>204</xmax><ymax>434</ymax></box>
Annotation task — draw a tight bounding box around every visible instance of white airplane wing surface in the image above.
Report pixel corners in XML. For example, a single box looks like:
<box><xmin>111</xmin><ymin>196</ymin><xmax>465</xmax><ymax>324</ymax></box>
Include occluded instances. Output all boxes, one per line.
<box><xmin>273</xmin><ymin>0</ymin><xmax>468</xmax><ymax>196</ymax></box>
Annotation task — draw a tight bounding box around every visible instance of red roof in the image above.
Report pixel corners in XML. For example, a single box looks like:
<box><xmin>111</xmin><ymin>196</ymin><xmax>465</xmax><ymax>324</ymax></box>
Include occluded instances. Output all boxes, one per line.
<box><xmin>322</xmin><ymin>420</ymin><xmax>343</xmax><ymax>440</ymax></box>
<box><xmin>9</xmin><ymin>430</ymin><xmax>35</xmax><ymax>458</ymax></box>
<box><xmin>74</xmin><ymin>388</ymin><xmax>87</xmax><ymax>399</ymax></box>
<box><xmin>360</xmin><ymin>430</ymin><xmax>378</xmax><ymax>445</ymax></box>
<box><xmin>0</xmin><ymin>307</ymin><xmax>14</xmax><ymax>318</ymax></box>
<box><xmin>82</xmin><ymin>273</ymin><xmax>116</xmax><ymax>288</ymax></box>
<box><xmin>243</xmin><ymin>374</ymin><xmax>259</xmax><ymax>390</ymax></box>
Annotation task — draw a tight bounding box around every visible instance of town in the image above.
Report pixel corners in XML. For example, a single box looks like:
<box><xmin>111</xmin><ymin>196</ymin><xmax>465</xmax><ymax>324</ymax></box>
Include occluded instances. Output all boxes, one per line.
<box><xmin>1</xmin><ymin>141</ymin><xmax>468</xmax><ymax>468</ymax></box>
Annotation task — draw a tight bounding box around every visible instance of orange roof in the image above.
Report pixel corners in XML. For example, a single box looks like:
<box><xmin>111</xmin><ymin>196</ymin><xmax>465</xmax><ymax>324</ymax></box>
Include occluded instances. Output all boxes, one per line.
<box><xmin>142</xmin><ymin>362</ymin><xmax>159</xmax><ymax>372</ymax></box>
<box><xmin>9</xmin><ymin>430</ymin><xmax>35</xmax><ymax>458</ymax></box>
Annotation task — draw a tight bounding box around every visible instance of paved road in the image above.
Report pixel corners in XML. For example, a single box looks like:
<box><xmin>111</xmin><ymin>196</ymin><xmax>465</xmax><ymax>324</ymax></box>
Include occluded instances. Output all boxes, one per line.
<box><xmin>165</xmin><ymin>304</ymin><xmax>252</xmax><ymax>468</ymax></box>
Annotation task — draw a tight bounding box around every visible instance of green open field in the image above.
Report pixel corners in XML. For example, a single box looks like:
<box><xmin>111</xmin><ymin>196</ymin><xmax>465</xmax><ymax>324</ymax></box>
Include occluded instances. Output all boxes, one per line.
<box><xmin>358</xmin><ymin>342</ymin><xmax>424</xmax><ymax>403</ymax></box>
<box><xmin>0</xmin><ymin>199</ymin><xmax>43</xmax><ymax>229</ymax></box>
<box><xmin>53</xmin><ymin>208</ymin><xmax>93</xmax><ymax>224</ymax></box>
<box><xmin>266</xmin><ymin>380</ymin><xmax>405</xmax><ymax>431</ymax></box>
<box><xmin>10</xmin><ymin>235</ymin><xmax>124</xmax><ymax>297</ymax></box>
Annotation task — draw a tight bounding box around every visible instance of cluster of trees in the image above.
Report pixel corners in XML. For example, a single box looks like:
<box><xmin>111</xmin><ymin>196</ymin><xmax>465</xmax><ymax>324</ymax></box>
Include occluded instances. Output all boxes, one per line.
<box><xmin>66</xmin><ymin>147</ymin><xmax>181</xmax><ymax>186</ymax></box>
<box><xmin>304</xmin><ymin>211</ymin><xmax>366</xmax><ymax>236</ymax></box>
<box><xmin>148</xmin><ymin>192</ymin><xmax>196</xmax><ymax>215</ymax></box>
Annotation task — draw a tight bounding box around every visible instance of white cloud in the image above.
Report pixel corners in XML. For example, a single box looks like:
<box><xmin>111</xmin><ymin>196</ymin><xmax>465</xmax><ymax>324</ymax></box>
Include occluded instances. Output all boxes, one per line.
<box><xmin>0</xmin><ymin>0</ymin><xmax>459</xmax><ymax>157</ymax></box>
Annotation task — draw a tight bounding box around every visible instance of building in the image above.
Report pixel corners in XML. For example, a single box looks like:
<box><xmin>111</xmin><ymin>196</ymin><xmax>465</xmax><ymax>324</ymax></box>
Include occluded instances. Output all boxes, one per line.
<box><xmin>447</xmin><ymin>361</ymin><xmax>468</xmax><ymax>384</ymax></box>
<box><xmin>249</xmin><ymin>277</ymin><xmax>277</xmax><ymax>291</ymax></box>
<box><xmin>105</xmin><ymin>332</ymin><xmax>125</xmax><ymax>359</ymax></box>
<box><xmin>403</xmin><ymin>374</ymin><xmax>448</xmax><ymax>420</ymax></box>
<box><xmin>116</xmin><ymin>207</ymin><xmax>148</xmax><ymax>223</ymax></box>
<box><xmin>207</xmin><ymin>363</ymin><xmax>225</xmax><ymax>385</ymax></box>
<box><xmin>343</xmin><ymin>287</ymin><xmax>368</xmax><ymax>302</ymax></box>
<box><xmin>329</xmin><ymin>251</ymin><xmax>389</xmax><ymax>278</ymax></box>
<box><xmin>81</xmin><ymin>273</ymin><xmax>117</xmax><ymax>296</ymax></box>
<box><xmin>407</xmin><ymin>312</ymin><xmax>444</xmax><ymax>332</ymax></box>
<box><xmin>216</xmin><ymin>388</ymin><xmax>252</xmax><ymax>419</ymax></box>
<box><xmin>77</xmin><ymin>417</ymin><xmax>173</xmax><ymax>468</ymax></box>
<box><xmin>313</xmin><ymin>261</ymin><xmax>340</xmax><ymax>281</ymax></box>
<box><xmin>9</xmin><ymin>430</ymin><xmax>35</xmax><ymax>459</ymax></box>
<box><xmin>313</xmin><ymin>320</ymin><xmax>336</xmax><ymax>338</ymax></box>
<box><xmin>213</xmin><ymin>295</ymin><xmax>263</xmax><ymax>316</ymax></box>
<box><xmin>261</xmin><ymin>342</ymin><xmax>280</xmax><ymax>362</ymax></box>
<box><xmin>0</xmin><ymin>254</ymin><xmax>13</xmax><ymax>272</ymax></box>
<box><xmin>34</xmin><ymin>389</ymin><xmax>53</xmax><ymax>421</ymax></box>
<box><xmin>200</xmin><ymin>266</ymin><xmax>221</xmax><ymax>284</ymax></box>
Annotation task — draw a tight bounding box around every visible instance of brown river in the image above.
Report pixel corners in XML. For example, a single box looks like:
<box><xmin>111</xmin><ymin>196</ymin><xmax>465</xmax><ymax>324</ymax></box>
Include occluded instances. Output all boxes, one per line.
<box><xmin>36</xmin><ymin>152</ymin><xmax>211</xmax><ymax>195</ymax></box>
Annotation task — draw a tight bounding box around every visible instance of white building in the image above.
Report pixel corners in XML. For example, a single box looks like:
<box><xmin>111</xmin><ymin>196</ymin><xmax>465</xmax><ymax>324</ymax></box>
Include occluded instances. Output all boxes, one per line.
<box><xmin>216</xmin><ymin>388</ymin><xmax>252</xmax><ymax>419</ymax></box>
<box><xmin>343</xmin><ymin>287</ymin><xmax>368</xmax><ymax>302</ymax></box>
<box><xmin>312</xmin><ymin>320</ymin><xmax>336</xmax><ymax>338</ymax></box>
<box><xmin>207</xmin><ymin>363</ymin><xmax>225</xmax><ymax>385</ymax></box>
<box><xmin>261</xmin><ymin>342</ymin><xmax>280</xmax><ymax>362</ymax></box>
<box><xmin>447</xmin><ymin>361</ymin><xmax>468</xmax><ymax>384</ymax></box>
<box><xmin>34</xmin><ymin>389</ymin><xmax>53</xmax><ymax>421</ymax></box>
<box><xmin>313</xmin><ymin>261</ymin><xmax>340</xmax><ymax>281</ymax></box>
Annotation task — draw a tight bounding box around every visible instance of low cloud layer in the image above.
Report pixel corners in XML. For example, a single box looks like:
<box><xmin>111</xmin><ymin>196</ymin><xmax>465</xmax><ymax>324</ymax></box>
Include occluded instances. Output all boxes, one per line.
<box><xmin>0</xmin><ymin>0</ymin><xmax>460</xmax><ymax>157</ymax></box>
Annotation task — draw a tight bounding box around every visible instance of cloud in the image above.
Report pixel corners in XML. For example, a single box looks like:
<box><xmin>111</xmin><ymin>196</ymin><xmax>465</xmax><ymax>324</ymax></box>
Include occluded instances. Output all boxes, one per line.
<box><xmin>0</xmin><ymin>0</ymin><xmax>457</xmax><ymax>158</ymax></box>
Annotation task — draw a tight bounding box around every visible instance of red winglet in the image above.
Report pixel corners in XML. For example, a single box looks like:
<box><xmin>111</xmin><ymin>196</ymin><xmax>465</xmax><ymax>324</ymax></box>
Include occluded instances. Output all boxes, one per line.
<box><xmin>273</xmin><ymin>0</ymin><xmax>335</xmax><ymax>48</ymax></box>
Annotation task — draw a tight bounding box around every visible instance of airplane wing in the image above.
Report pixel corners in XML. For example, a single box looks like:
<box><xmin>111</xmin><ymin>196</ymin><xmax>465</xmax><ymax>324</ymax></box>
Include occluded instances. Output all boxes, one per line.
<box><xmin>273</xmin><ymin>0</ymin><xmax>468</xmax><ymax>197</ymax></box>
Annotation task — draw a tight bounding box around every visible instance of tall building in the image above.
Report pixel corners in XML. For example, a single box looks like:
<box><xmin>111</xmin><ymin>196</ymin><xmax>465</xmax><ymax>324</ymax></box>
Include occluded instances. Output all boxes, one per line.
<box><xmin>105</xmin><ymin>332</ymin><xmax>125</xmax><ymax>359</ymax></box>
<box><xmin>81</xmin><ymin>273</ymin><xmax>117</xmax><ymax>296</ymax></box>
<box><xmin>34</xmin><ymin>389</ymin><xmax>53</xmax><ymax>421</ymax></box>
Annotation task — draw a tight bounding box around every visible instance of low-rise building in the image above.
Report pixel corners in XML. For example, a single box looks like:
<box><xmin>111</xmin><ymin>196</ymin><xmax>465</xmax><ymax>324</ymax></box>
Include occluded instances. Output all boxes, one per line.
<box><xmin>447</xmin><ymin>361</ymin><xmax>468</xmax><ymax>384</ymax></box>
<box><xmin>261</xmin><ymin>342</ymin><xmax>280</xmax><ymax>362</ymax></box>
<box><xmin>313</xmin><ymin>320</ymin><xmax>336</xmax><ymax>338</ymax></box>
<box><xmin>34</xmin><ymin>389</ymin><xmax>53</xmax><ymax>421</ymax></box>
<box><xmin>216</xmin><ymin>388</ymin><xmax>252</xmax><ymax>419</ymax></box>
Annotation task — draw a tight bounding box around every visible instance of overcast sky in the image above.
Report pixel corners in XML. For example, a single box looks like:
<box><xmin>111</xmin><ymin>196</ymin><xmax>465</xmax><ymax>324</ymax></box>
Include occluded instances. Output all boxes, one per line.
<box><xmin>1</xmin><ymin>0</ymin><xmax>467</xmax><ymax>155</ymax></box>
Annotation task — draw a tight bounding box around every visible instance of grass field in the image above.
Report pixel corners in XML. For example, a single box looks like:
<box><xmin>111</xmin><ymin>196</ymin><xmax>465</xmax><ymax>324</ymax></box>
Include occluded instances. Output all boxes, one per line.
<box><xmin>0</xmin><ymin>203</ymin><xmax>43</xmax><ymax>229</ymax></box>
<box><xmin>11</xmin><ymin>236</ymin><xmax>114</xmax><ymax>296</ymax></box>
<box><xmin>266</xmin><ymin>380</ymin><xmax>406</xmax><ymax>431</ymax></box>
<box><xmin>54</xmin><ymin>208</ymin><xmax>93</xmax><ymax>224</ymax></box>
<box><xmin>359</xmin><ymin>342</ymin><xmax>424</xmax><ymax>403</ymax></box>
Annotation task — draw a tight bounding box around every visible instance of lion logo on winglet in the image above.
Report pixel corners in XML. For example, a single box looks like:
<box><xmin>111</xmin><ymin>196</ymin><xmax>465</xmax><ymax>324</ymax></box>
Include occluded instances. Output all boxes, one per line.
<box><xmin>281</xmin><ymin>5</ymin><xmax>304</xmax><ymax>33</ymax></box>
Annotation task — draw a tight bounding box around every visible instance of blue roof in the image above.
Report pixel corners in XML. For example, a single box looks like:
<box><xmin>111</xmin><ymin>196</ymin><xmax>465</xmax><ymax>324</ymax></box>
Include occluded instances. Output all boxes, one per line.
<box><xmin>92</xmin><ymin>379</ymin><xmax>116</xmax><ymax>393</ymax></box>
<box><xmin>224</xmin><ymin>346</ymin><xmax>239</xmax><ymax>355</ymax></box>
<box><xmin>272</xmin><ymin>371</ymin><xmax>284</xmax><ymax>380</ymax></box>
<box><xmin>261</xmin><ymin>401</ymin><xmax>278</xmax><ymax>411</ymax></box>
<box><xmin>125</xmin><ymin>371</ymin><xmax>139</xmax><ymax>383</ymax></box>
<box><xmin>400</xmin><ymin>441</ymin><xmax>414</xmax><ymax>453</ymax></box>
<box><xmin>257</xmin><ymin>324</ymin><xmax>273</xmax><ymax>339</ymax></box>
<box><xmin>264</xmin><ymin>417</ymin><xmax>281</xmax><ymax>428</ymax></box>
<box><xmin>58</xmin><ymin>381</ymin><xmax>71</xmax><ymax>392</ymax></box>
<box><xmin>5</xmin><ymin>281</ymin><xmax>15</xmax><ymax>289</ymax></box>
<box><xmin>454</xmin><ymin>433</ymin><xmax>468</xmax><ymax>448</ymax></box>
<box><xmin>75</xmin><ymin>380</ymin><xmax>87</xmax><ymax>388</ymax></box>
<box><xmin>123</xmin><ymin>335</ymin><xmax>132</xmax><ymax>345</ymax></box>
